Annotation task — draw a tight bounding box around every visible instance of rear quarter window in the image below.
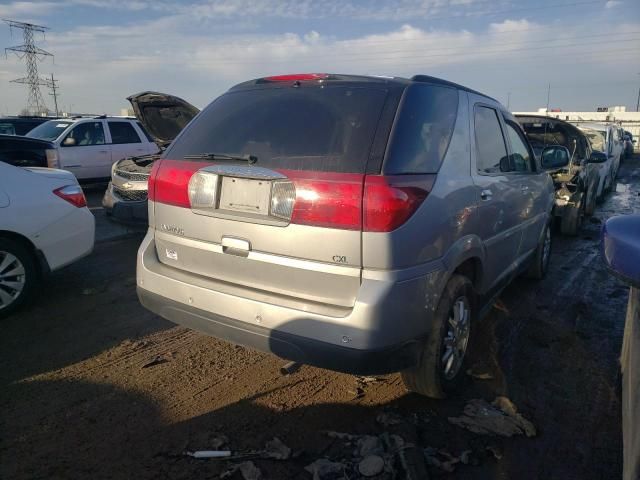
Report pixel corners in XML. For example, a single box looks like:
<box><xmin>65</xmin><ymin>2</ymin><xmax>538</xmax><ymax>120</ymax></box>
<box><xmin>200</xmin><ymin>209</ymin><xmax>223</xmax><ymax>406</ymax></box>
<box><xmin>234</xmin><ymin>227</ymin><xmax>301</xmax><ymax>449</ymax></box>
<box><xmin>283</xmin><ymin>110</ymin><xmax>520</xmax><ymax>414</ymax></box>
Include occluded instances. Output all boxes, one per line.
<box><xmin>164</xmin><ymin>85</ymin><xmax>389</xmax><ymax>173</ymax></box>
<box><xmin>384</xmin><ymin>83</ymin><xmax>459</xmax><ymax>174</ymax></box>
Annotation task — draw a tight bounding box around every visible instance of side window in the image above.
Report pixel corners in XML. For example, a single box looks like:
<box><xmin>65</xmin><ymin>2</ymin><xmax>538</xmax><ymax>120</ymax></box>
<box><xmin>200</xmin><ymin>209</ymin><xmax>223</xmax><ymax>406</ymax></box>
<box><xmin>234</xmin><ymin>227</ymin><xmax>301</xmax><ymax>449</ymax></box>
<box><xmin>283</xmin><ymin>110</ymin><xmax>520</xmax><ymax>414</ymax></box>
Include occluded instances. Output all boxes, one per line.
<box><xmin>64</xmin><ymin>122</ymin><xmax>105</xmax><ymax>146</ymax></box>
<box><xmin>504</xmin><ymin>121</ymin><xmax>532</xmax><ymax>172</ymax></box>
<box><xmin>136</xmin><ymin>121</ymin><xmax>155</xmax><ymax>142</ymax></box>
<box><xmin>0</xmin><ymin>123</ymin><xmax>16</xmax><ymax>135</ymax></box>
<box><xmin>474</xmin><ymin>106</ymin><xmax>509</xmax><ymax>174</ymax></box>
<box><xmin>108</xmin><ymin>122</ymin><xmax>141</xmax><ymax>144</ymax></box>
<box><xmin>385</xmin><ymin>84</ymin><xmax>459</xmax><ymax>174</ymax></box>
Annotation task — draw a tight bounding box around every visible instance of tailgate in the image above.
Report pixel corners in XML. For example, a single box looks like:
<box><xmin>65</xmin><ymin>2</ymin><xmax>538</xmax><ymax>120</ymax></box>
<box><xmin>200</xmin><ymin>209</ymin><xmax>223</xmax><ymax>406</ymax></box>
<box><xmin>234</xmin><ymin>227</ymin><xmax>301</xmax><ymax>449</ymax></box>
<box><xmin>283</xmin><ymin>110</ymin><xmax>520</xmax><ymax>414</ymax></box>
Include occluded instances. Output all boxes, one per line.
<box><xmin>148</xmin><ymin>83</ymin><xmax>393</xmax><ymax>309</ymax></box>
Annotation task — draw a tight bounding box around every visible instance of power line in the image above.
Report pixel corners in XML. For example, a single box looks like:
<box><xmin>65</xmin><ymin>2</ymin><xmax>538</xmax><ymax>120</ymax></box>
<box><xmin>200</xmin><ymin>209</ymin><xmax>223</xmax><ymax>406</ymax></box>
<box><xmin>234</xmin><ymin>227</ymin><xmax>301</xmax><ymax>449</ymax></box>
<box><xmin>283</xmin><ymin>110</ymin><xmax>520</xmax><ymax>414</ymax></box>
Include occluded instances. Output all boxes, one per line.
<box><xmin>3</xmin><ymin>19</ymin><xmax>53</xmax><ymax>115</ymax></box>
<box><xmin>169</xmin><ymin>37</ymin><xmax>640</xmax><ymax>68</ymax></box>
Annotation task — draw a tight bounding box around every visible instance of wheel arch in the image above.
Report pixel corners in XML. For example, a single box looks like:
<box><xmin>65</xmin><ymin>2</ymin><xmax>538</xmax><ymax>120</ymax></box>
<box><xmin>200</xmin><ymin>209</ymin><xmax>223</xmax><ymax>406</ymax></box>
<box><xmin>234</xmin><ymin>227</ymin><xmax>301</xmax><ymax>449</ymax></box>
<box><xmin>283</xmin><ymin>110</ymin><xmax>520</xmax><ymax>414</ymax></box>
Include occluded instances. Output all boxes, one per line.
<box><xmin>0</xmin><ymin>230</ymin><xmax>50</xmax><ymax>276</ymax></box>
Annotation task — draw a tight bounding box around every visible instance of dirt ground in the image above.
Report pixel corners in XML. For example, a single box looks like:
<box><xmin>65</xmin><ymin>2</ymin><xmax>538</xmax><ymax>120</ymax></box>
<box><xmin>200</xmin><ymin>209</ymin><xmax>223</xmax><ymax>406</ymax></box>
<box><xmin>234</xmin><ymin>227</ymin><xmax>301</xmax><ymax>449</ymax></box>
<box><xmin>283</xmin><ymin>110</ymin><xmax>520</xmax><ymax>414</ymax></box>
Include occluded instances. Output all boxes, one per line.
<box><xmin>2</xmin><ymin>156</ymin><xmax>638</xmax><ymax>480</ymax></box>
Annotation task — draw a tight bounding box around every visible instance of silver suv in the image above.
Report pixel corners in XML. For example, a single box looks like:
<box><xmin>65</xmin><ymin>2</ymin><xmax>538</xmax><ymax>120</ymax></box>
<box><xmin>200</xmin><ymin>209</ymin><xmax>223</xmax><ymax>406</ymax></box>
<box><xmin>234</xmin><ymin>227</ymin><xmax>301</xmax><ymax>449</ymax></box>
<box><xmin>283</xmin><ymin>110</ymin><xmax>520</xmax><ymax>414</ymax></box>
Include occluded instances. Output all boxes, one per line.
<box><xmin>137</xmin><ymin>74</ymin><xmax>556</xmax><ymax>398</ymax></box>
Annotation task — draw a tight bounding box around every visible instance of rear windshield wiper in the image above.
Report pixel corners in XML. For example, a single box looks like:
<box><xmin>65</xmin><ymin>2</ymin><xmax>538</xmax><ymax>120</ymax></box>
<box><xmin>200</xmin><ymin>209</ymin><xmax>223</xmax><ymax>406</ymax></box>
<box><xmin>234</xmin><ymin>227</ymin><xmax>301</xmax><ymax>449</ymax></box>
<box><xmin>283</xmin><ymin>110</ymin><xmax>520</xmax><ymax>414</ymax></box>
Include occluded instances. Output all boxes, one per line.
<box><xmin>183</xmin><ymin>153</ymin><xmax>258</xmax><ymax>164</ymax></box>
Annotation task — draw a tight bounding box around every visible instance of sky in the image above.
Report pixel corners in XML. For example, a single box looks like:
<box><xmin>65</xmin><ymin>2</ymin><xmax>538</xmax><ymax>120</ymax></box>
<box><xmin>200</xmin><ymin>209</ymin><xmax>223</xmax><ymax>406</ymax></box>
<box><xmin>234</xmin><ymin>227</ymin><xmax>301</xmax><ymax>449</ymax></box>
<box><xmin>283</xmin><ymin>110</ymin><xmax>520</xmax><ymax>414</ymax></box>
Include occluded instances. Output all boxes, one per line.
<box><xmin>0</xmin><ymin>0</ymin><xmax>639</xmax><ymax>115</ymax></box>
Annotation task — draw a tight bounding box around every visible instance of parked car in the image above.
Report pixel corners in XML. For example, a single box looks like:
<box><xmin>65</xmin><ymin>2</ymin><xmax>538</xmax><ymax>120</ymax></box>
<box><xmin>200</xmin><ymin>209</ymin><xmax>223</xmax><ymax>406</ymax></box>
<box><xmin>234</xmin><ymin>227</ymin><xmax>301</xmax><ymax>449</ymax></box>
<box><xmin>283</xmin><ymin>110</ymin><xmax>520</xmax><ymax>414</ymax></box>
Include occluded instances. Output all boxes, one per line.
<box><xmin>516</xmin><ymin>115</ymin><xmax>601</xmax><ymax>235</ymax></box>
<box><xmin>575</xmin><ymin>123</ymin><xmax>622</xmax><ymax>201</ymax></box>
<box><xmin>102</xmin><ymin>92</ymin><xmax>199</xmax><ymax>223</ymax></box>
<box><xmin>0</xmin><ymin>134</ymin><xmax>58</xmax><ymax>168</ymax></box>
<box><xmin>137</xmin><ymin>73</ymin><xmax>559</xmax><ymax>398</ymax></box>
<box><xmin>601</xmin><ymin>214</ymin><xmax>640</xmax><ymax>480</ymax></box>
<box><xmin>26</xmin><ymin>116</ymin><xmax>160</xmax><ymax>182</ymax></box>
<box><xmin>623</xmin><ymin>131</ymin><xmax>634</xmax><ymax>159</ymax></box>
<box><xmin>0</xmin><ymin>162</ymin><xmax>95</xmax><ymax>318</ymax></box>
<box><xmin>0</xmin><ymin>116</ymin><xmax>57</xmax><ymax>136</ymax></box>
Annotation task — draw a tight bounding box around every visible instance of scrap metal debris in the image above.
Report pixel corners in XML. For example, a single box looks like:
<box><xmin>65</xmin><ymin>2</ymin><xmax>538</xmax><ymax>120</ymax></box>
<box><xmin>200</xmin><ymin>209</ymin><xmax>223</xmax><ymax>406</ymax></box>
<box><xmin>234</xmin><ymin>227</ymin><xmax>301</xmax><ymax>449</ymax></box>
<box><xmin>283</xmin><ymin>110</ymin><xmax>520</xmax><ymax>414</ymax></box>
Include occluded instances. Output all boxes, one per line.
<box><xmin>304</xmin><ymin>458</ymin><xmax>346</xmax><ymax>480</ymax></box>
<box><xmin>186</xmin><ymin>450</ymin><xmax>232</xmax><ymax>458</ymax></box>
<box><xmin>220</xmin><ymin>461</ymin><xmax>262</xmax><ymax>480</ymax></box>
<box><xmin>141</xmin><ymin>355</ymin><xmax>169</xmax><ymax>369</ymax></box>
<box><xmin>466</xmin><ymin>368</ymin><xmax>495</xmax><ymax>380</ymax></box>
<box><xmin>424</xmin><ymin>447</ymin><xmax>473</xmax><ymax>473</ymax></box>
<box><xmin>263</xmin><ymin>437</ymin><xmax>291</xmax><ymax>460</ymax></box>
<box><xmin>448</xmin><ymin>397</ymin><xmax>536</xmax><ymax>437</ymax></box>
<box><xmin>358</xmin><ymin>455</ymin><xmax>385</xmax><ymax>477</ymax></box>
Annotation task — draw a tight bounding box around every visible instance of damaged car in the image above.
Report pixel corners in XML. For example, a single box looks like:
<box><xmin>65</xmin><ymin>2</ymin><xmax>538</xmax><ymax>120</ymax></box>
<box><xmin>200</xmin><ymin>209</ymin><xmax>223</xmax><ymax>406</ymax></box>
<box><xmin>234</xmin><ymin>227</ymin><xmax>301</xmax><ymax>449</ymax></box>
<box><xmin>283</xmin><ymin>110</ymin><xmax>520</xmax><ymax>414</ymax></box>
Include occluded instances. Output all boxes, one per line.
<box><xmin>102</xmin><ymin>92</ymin><xmax>199</xmax><ymax>223</ymax></box>
<box><xmin>516</xmin><ymin>115</ymin><xmax>601</xmax><ymax>235</ymax></box>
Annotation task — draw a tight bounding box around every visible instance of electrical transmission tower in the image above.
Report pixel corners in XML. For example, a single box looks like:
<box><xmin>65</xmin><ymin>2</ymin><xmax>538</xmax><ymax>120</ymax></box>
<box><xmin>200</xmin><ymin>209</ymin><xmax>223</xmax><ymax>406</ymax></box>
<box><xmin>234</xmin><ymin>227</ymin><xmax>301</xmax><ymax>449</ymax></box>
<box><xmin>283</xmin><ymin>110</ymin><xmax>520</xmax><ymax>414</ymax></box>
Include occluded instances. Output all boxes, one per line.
<box><xmin>3</xmin><ymin>19</ymin><xmax>53</xmax><ymax>115</ymax></box>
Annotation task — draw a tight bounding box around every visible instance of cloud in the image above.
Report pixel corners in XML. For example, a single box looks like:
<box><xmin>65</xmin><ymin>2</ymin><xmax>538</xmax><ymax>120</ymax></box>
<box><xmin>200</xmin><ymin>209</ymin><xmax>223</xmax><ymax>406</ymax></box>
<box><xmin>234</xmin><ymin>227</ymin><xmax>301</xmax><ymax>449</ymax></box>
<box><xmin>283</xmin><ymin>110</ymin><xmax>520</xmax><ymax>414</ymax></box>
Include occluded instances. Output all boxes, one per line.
<box><xmin>605</xmin><ymin>0</ymin><xmax>621</xmax><ymax>8</ymax></box>
<box><xmin>0</xmin><ymin>2</ymin><xmax>58</xmax><ymax>18</ymax></box>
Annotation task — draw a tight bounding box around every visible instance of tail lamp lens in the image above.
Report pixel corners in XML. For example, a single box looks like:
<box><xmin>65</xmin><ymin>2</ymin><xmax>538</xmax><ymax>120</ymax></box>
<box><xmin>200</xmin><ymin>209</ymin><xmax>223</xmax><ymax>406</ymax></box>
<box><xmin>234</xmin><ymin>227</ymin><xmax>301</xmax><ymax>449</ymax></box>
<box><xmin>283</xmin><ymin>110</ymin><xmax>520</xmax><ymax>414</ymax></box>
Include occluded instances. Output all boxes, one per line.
<box><xmin>363</xmin><ymin>175</ymin><xmax>434</xmax><ymax>232</ymax></box>
<box><xmin>188</xmin><ymin>171</ymin><xmax>219</xmax><ymax>209</ymax></box>
<box><xmin>270</xmin><ymin>180</ymin><xmax>296</xmax><ymax>220</ymax></box>
<box><xmin>46</xmin><ymin>149</ymin><xmax>59</xmax><ymax>169</ymax></box>
<box><xmin>53</xmin><ymin>185</ymin><xmax>87</xmax><ymax>208</ymax></box>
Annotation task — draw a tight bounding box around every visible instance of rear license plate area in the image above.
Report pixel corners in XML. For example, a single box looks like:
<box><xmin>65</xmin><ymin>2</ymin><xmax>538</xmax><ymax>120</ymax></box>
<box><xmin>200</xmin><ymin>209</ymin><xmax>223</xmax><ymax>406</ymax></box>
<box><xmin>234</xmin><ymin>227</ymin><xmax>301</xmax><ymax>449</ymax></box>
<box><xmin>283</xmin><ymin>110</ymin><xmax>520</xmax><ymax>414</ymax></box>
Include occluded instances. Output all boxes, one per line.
<box><xmin>219</xmin><ymin>177</ymin><xmax>271</xmax><ymax>215</ymax></box>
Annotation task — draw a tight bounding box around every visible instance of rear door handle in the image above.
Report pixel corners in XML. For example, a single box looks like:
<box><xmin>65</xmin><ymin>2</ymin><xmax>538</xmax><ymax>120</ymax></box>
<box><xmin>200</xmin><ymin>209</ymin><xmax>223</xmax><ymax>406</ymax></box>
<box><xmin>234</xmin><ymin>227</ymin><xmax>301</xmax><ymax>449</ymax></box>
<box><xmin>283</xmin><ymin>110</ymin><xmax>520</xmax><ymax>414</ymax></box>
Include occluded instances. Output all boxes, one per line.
<box><xmin>480</xmin><ymin>189</ymin><xmax>492</xmax><ymax>201</ymax></box>
<box><xmin>99</xmin><ymin>150</ymin><xmax>109</xmax><ymax>154</ymax></box>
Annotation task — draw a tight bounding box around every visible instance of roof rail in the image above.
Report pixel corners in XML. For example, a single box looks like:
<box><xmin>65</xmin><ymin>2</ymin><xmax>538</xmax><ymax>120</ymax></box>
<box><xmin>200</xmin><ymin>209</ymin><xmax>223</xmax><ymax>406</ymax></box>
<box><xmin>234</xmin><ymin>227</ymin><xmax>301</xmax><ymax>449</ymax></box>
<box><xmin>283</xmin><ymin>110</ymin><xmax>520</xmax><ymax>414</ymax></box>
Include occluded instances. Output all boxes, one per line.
<box><xmin>94</xmin><ymin>114</ymin><xmax>107</xmax><ymax>119</ymax></box>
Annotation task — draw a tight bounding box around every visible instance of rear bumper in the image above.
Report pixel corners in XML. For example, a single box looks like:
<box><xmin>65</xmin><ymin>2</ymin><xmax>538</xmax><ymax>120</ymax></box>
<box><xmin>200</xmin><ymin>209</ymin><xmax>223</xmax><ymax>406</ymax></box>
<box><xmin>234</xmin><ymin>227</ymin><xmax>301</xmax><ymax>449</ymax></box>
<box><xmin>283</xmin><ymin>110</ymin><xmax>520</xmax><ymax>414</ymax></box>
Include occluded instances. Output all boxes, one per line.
<box><xmin>137</xmin><ymin>230</ymin><xmax>447</xmax><ymax>375</ymax></box>
<box><xmin>138</xmin><ymin>288</ymin><xmax>420</xmax><ymax>374</ymax></box>
<box><xmin>102</xmin><ymin>183</ymin><xmax>148</xmax><ymax>224</ymax></box>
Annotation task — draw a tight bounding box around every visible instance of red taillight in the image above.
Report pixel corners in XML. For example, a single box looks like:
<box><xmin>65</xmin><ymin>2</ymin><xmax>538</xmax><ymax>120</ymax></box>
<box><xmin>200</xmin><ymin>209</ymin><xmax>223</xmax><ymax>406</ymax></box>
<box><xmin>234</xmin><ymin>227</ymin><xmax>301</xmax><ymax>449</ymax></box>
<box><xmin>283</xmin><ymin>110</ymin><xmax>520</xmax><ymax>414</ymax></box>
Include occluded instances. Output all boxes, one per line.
<box><xmin>53</xmin><ymin>185</ymin><xmax>87</xmax><ymax>208</ymax></box>
<box><xmin>149</xmin><ymin>159</ymin><xmax>204</xmax><ymax>208</ymax></box>
<box><xmin>284</xmin><ymin>172</ymin><xmax>433</xmax><ymax>232</ymax></box>
<box><xmin>282</xmin><ymin>170</ymin><xmax>364</xmax><ymax>230</ymax></box>
<box><xmin>363</xmin><ymin>175</ymin><xmax>434</xmax><ymax>232</ymax></box>
<box><xmin>263</xmin><ymin>73</ymin><xmax>329</xmax><ymax>82</ymax></box>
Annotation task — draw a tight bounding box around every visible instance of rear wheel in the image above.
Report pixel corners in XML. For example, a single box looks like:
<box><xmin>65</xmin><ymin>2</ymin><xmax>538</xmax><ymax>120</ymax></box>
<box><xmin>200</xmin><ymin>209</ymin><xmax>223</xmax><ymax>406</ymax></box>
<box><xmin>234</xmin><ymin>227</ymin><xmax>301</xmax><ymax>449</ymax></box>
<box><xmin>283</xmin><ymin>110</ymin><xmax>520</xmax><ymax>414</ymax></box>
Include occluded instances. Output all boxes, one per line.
<box><xmin>401</xmin><ymin>274</ymin><xmax>473</xmax><ymax>398</ymax></box>
<box><xmin>526</xmin><ymin>223</ymin><xmax>551</xmax><ymax>279</ymax></box>
<box><xmin>0</xmin><ymin>239</ymin><xmax>39</xmax><ymax>319</ymax></box>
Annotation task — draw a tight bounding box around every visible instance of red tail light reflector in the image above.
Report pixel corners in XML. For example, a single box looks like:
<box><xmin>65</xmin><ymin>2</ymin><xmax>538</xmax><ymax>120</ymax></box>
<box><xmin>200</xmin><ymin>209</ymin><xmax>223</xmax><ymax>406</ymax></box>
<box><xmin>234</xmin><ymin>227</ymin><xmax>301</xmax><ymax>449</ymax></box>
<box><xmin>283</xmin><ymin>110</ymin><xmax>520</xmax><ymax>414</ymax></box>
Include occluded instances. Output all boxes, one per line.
<box><xmin>363</xmin><ymin>175</ymin><xmax>434</xmax><ymax>232</ymax></box>
<box><xmin>148</xmin><ymin>159</ymin><xmax>206</xmax><ymax>208</ymax></box>
<box><xmin>53</xmin><ymin>185</ymin><xmax>87</xmax><ymax>208</ymax></box>
<box><xmin>281</xmin><ymin>170</ymin><xmax>364</xmax><ymax>230</ymax></box>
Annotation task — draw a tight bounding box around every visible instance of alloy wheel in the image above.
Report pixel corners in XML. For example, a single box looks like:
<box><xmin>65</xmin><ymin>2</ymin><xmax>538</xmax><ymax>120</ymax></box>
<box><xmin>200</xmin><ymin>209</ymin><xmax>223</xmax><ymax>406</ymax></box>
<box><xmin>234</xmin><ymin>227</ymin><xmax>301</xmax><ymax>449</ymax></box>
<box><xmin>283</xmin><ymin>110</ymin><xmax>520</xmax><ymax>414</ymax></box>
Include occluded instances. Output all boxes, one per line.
<box><xmin>442</xmin><ymin>296</ymin><xmax>471</xmax><ymax>380</ymax></box>
<box><xmin>0</xmin><ymin>251</ymin><xmax>26</xmax><ymax>310</ymax></box>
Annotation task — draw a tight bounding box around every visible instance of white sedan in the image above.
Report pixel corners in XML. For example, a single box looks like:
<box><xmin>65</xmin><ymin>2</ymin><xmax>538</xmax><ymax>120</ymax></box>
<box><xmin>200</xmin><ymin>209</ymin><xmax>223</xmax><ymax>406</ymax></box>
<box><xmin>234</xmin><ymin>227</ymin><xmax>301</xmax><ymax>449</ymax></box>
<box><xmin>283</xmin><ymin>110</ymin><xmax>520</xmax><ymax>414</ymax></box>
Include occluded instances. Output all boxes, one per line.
<box><xmin>0</xmin><ymin>162</ymin><xmax>95</xmax><ymax>317</ymax></box>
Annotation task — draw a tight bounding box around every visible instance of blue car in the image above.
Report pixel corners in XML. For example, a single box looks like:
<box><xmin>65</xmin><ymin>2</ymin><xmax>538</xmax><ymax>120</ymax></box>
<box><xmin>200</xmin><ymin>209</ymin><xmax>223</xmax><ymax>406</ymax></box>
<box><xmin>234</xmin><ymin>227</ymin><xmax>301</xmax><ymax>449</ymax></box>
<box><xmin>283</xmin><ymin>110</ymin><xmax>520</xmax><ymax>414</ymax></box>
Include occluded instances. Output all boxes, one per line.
<box><xmin>601</xmin><ymin>214</ymin><xmax>640</xmax><ymax>480</ymax></box>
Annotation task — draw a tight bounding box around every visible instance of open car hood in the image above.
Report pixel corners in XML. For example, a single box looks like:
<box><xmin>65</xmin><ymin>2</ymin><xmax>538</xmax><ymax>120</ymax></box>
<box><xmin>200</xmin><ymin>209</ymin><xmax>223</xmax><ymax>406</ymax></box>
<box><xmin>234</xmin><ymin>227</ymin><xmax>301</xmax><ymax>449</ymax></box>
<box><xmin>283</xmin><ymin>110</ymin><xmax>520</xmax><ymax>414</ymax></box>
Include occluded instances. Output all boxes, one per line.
<box><xmin>127</xmin><ymin>91</ymin><xmax>199</xmax><ymax>147</ymax></box>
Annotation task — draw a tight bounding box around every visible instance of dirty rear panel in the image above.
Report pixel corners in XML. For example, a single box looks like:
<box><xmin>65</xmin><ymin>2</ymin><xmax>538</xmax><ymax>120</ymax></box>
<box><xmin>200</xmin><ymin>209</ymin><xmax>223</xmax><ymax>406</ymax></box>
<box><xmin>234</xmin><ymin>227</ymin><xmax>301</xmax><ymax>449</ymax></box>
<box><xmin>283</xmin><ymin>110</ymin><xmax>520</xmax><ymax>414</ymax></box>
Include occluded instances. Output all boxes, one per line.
<box><xmin>150</xmin><ymin>80</ymin><xmax>401</xmax><ymax>311</ymax></box>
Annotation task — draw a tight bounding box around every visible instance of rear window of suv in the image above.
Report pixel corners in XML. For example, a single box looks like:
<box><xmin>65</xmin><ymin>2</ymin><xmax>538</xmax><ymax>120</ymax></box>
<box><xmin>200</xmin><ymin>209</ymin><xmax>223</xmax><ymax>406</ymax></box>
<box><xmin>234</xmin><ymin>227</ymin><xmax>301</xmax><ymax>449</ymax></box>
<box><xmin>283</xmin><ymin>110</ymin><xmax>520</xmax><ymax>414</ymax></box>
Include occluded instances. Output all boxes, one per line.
<box><xmin>164</xmin><ymin>86</ymin><xmax>389</xmax><ymax>173</ymax></box>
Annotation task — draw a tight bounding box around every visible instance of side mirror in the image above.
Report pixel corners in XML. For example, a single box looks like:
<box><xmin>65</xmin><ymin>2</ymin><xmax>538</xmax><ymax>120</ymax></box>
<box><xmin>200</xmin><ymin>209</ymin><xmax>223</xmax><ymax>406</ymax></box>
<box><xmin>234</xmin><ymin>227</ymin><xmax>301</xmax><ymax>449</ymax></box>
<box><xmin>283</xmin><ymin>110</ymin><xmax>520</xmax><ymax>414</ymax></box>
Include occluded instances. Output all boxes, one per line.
<box><xmin>541</xmin><ymin>146</ymin><xmax>570</xmax><ymax>170</ymax></box>
<box><xmin>588</xmin><ymin>150</ymin><xmax>608</xmax><ymax>164</ymax></box>
<box><xmin>62</xmin><ymin>137</ymin><xmax>76</xmax><ymax>147</ymax></box>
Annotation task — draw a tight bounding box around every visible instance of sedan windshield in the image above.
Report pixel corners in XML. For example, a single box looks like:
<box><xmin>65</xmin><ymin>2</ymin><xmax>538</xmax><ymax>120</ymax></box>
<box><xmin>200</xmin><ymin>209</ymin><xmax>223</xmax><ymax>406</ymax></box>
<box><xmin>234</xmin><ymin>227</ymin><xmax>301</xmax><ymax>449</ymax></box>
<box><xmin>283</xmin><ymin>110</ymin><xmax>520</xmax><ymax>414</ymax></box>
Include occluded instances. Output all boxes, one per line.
<box><xmin>581</xmin><ymin>129</ymin><xmax>606</xmax><ymax>152</ymax></box>
<box><xmin>27</xmin><ymin>120</ymin><xmax>73</xmax><ymax>141</ymax></box>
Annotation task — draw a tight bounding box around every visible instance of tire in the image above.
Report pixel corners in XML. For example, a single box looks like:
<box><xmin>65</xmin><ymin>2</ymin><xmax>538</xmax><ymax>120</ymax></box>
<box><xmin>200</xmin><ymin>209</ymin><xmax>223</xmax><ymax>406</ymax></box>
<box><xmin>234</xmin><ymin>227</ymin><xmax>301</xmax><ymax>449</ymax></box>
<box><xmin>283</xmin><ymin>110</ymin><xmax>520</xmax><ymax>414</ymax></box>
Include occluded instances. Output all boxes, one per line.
<box><xmin>560</xmin><ymin>202</ymin><xmax>583</xmax><ymax>236</ymax></box>
<box><xmin>596</xmin><ymin>177</ymin><xmax>608</xmax><ymax>204</ymax></box>
<box><xmin>584</xmin><ymin>188</ymin><xmax>596</xmax><ymax>216</ymax></box>
<box><xmin>526</xmin><ymin>223</ymin><xmax>551</xmax><ymax>280</ymax></box>
<box><xmin>401</xmin><ymin>274</ymin><xmax>474</xmax><ymax>399</ymax></box>
<box><xmin>0</xmin><ymin>238</ymin><xmax>39</xmax><ymax>319</ymax></box>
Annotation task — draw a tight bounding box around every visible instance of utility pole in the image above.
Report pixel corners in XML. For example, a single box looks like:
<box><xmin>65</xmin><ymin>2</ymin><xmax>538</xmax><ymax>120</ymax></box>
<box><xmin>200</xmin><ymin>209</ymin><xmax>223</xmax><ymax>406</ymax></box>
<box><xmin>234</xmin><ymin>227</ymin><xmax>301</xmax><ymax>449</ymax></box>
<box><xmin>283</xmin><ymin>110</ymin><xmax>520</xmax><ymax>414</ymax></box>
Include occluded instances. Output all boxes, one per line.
<box><xmin>48</xmin><ymin>73</ymin><xmax>60</xmax><ymax>117</ymax></box>
<box><xmin>3</xmin><ymin>19</ymin><xmax>53</xmax><ymax>116</ymax></box>
<box><xmin>545</xmin><ymin>83</ymin><xmax>551</xmax><ymax>115</ymax></box>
